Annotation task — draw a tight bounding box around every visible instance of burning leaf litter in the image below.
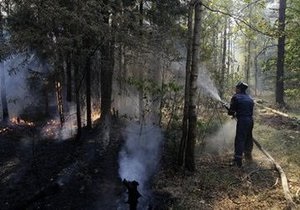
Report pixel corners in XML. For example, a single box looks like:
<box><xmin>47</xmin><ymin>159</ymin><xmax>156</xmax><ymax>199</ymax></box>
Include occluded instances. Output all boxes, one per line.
<box><xmin>10</xmin><ymin>117</ymin><xmax>35</xmax><ymax>126</ymax></box>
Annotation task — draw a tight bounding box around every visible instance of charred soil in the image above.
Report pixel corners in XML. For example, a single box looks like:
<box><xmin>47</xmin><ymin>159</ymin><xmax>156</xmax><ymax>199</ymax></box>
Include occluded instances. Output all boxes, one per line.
<box><xmin>0</xmin><ymin>120</ymin><xmax>125</xmax><ymax>210</ymax></box>
<box><xmin>0</xmin><ymin>109</ymin><xmax>299</xmax><ymax>210</ymax></box>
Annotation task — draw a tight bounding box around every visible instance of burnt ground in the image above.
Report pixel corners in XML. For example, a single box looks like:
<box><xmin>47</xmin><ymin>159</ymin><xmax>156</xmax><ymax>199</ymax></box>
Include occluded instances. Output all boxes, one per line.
<box><xmin>0</xmin><ymin>109</ymin><xmax>299</xmax><ymax>210</ymax></box>
<box><xmin>0</xmin><ymin>120</ymin><xmax>126</xmax><ymax>210</ymax></box>
<box><xmin>0</xmin><ymin>119</ymin><xmax>172</xmax><ymax>210</ymax></box>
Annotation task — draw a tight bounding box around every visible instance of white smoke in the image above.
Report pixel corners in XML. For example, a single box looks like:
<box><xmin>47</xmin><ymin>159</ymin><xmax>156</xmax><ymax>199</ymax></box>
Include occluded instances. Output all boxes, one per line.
<box><xmin>112</xmin><ymin>94</ymin><xmax>140</xmax><ymax>119</ymax></box>
<box><xmin>197</xmin><ymin>64</ymin><xmax>221</xmax><ymax>102</ymax></box>
<box><xmin>118</xmin><ymin>122</ymin><xmax>163</xmax><ymax>193</ymax></box>
<box><xmin>0</xmin><ymin>53</ymin><xmax>48</xmax><ymax>117</ymax></box>
<box><xmin>204</xmin><ymin>120</ymin><xmax>236</xmax><ymax>154</ymax></box>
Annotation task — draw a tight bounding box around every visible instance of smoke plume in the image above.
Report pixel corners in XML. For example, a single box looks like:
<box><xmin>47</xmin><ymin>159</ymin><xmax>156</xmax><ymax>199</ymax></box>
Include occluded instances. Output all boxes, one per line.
<box><xmin>118</xmin><ymin>122</ymin><xmax>163</xmax><ymax>193</ymax></box>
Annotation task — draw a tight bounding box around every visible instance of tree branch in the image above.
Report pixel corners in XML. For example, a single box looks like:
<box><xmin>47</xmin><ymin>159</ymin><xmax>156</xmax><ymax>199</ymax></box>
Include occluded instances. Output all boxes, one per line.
<box><xmin>201</xmin><ymin>2</ymin><xmax>273</xmax><ymax>37</ymax></box>
<box><xmin>238</xmin><ymin>0</ymin><xmax>265</xmax><ymax>13</ymax></box>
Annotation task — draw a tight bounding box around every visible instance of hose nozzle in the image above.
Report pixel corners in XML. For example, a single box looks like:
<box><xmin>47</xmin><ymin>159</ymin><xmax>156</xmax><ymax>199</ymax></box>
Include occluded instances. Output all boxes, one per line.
<box><xmin>220</xmin><ymin>100</ymin><xmax>230</xmax><ymax>111</ymax></box>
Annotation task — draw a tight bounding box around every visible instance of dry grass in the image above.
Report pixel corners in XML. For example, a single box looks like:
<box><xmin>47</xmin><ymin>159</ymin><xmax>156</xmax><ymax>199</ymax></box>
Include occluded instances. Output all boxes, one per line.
<box><xmin>154</xmin><ymin>107</ymin><xmax>300</xmax><ymax>209</ymax></box>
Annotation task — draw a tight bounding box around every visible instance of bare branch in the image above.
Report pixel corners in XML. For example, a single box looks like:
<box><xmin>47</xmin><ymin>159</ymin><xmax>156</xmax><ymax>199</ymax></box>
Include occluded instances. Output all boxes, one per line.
<box><xmin>255</xmin><ymin>44</ymin><xmax>277</xmax><ymax>59</ymax></box>
<box><xmin>201</xmin><ymin>2</ymin><xmax>274</xmax><ymax>37</ymax></box>
<box><xmin>238</xmin><ymin>0</ymin><xmax>265</xmax><ymax>13</ymax></box>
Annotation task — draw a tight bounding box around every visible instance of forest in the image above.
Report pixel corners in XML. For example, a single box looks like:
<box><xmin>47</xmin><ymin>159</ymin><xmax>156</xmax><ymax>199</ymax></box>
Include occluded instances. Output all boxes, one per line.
<box><xmin>0</xmin><ymin>0</ymin><xmax>299</xmax><ymax>209</ymax></box>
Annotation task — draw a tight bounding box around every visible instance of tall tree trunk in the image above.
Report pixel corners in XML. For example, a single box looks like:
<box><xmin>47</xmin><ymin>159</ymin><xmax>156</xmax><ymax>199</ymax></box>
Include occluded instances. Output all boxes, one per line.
<box><xmin>212</xmin><ymin>25</ymin><xmax>219</xmax><ymax>77</ymax></box>
<box><xmin>74</xmin><ymin>57</ymin><xmax>81</xmax><ymax>140</ymax></box>
<box><xmin>100</xmin><ymin>10</ymin><xmax>113</xmax><ymax>120</ymax></box>
<box><xmin>245</xmin><ymin>6</ymin><xmax>252</xmax><ymax>86</ymax></box>
<box><xmin>118</xmin><ymin>44</ymin><xmax>124</xmax><ymax>94</ymax></box>
<box><xmin>43</xmin><ymin>82</ymin><xmax>49</xmax><ymax>116</ymax></box>
<box><xmin>178</xmin><ymin>1</ymin><xmax>194</xmax><ymax>167</ymax></box>
<box><xmin>0</xmin><ymin>9</ymin><xmax>9</xmax><ymax>123</ymax></box>
<box><xmin>254</xmin><ymin>52</ymin><xmax>259</xmax><ymax>96</ymax></box>
<box><xmin>246</xmin><ymin>39</ymin><xmax>251</xmax><ymax>85</ymax></box>
<box><xmin>85</xmin><ymin>57</ymin><xmax>92</xmax><ymax>129</ymax></box>
<box><xmin>66</xmin><ymin>52</ymin><xmax>72</xmax><ymax>102</ymax></box>
<box><xmin>55</xmin><ymin>80</ymin><xmax>64</xmax><ymax>127</ymax></box>
<box><xmin>100</xmin><ymin>45</ymin><xmax>112</xmax><ymax>118</ymax></box>
<box><xmin>55</xmin><ymin>54</ymin><xmax>65</xmax><ymax>127</ymax></box>
<box><xmin>185</xmin><ymin>1</ymin><xmax>202</xmax><ymax>172</ymax></box>
<box><xmin>220</xmin><ymin>19</ymin><xmax>227</xmax><ymax>99</ymax></box>
<box><xmin>0</xmin><ymin>62</ymin><xmax>9</xmax><ymax>123</ymax></box>
<box><xmin>227</xmin><ymin>19</ymin><xmax>232</xmax><ymax>86</ymax></box>
<box><xmin>138</xmin><ymin>0</ymin><xmax>145</xmax><ymax>123</ymax></box>
<box><xmin>150</xmin><ymin>52</ymin><xmax>161</xmax><ymax>125</ymax></box>
<box><xmin>276</xmin><ymin>0</ymin><xmax>286</xmax><ymax>106</ymax></box>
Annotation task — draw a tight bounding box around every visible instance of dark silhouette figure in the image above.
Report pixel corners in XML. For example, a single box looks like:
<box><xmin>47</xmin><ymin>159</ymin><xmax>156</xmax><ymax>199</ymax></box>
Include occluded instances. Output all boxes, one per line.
<box><xmin>123</xmin><ymin>179</ymin><xmax>141</xmax><ymax>210</ymax></box>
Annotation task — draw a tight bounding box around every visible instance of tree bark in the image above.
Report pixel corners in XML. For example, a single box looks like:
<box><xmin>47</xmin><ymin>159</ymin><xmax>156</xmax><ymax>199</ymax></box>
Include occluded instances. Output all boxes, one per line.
<box><xmin>185</xmin><ymin>0</ymin><xmax>202</xmax><ymax>172</ymax></box>
<box><xmin>178</xmin><ymin>1</ymin><xmax>193</xmax><ymax>167</ymax></box>
<box><xmin>220</xmin><ymin>19</ymin><xmax>227</xmax><ymax>99</ymax></box>
<box><xmin>246</xmin><ymin>39</ymin><xmax>251</xmax><ymax>85</ymax></box>
<box><xmin>85</xmin><ymin>57</ymin><xmax>92</xmax><ymax>129</ymax></box>
<box><xmin>0</xmin><ymin>62</ymin><xmax>9</xmax><ymax>123</ymax></box>
<box><xmin>100</xmin><ymin>12</ymin><xmax>113</xmax><ymax>120</ymax></box>
<box><xmin>74</xmin><ymin>57</ymin><xmax>81</xmax><ymax>141</ymax></box>
<box><xmin>276</xmin><ymin>0</ymin><xmax>286</xmax><ymax>106</ymax></box>
<box><xmin>138</xmin><ymin>0</ymin><xmax>145</xmax><ymax>123</ymax></box>
<box><xmin>55</xmin><ymin>80</ymin><xmax>64</xmax><ymax>127</ymax></box>
<box><xmin>66</xmin><ymin>52</ymin><xmax>72</xmax><ymax>102</ymax></box>
<box><xmin>254</xmin><ymin>52</ymin><xmax>259</xmax><ymax>96</ymax></box>
<box><xmin>0</xmin><ymin>9</ymin><xmax>9</xmax><ymax>123</ymax></box>
<box><xmin>55</xmin><ymin>53</ymin><xmax>65</xmax><ymax>127</ymax></box>
<box><xmin>43</xmin><ymin>82</ymin><xmax>49</xmax><ymax>116</ymax></box>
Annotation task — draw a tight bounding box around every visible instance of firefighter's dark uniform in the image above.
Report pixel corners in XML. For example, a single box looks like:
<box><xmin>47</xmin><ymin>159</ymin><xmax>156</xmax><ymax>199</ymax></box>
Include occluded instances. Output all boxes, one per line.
<box><xmin>228</xmin><ymin>91</ymin><xmax>254</xmax><ymax>167</ymax></box>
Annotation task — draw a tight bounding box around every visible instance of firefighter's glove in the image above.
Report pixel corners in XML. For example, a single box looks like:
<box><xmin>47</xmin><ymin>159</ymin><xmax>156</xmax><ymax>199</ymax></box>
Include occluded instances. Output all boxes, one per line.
<box><xmin>222</xmin><ymin>102</ymin><xmax>230</xmax><ymax>111</ymax></box>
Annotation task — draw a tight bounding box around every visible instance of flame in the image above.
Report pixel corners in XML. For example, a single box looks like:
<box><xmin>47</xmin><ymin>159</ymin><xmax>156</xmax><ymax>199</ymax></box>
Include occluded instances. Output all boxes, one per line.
<box><xmin>42</xmin><ymin>119</ymin><xmax>61</xmax><ymax>138</ymax></box>
<box><xmin>41</xmin><ymin>119</ymin><xmax>77</xmax><ymax>139</ymax></box>
<box><xmin>0</xmin><ymin>127</ymin><xmax>11</xmax><ymax>134</ymax></box>
<box><xmin>10</xmin><ymin>117</ymin><xmax>35</xmax><ymax>126</ymax></box>
<box><xmin>92</xmin><ymin>111</ymin><xmax>101</xmax><ymax>123</ymax></box>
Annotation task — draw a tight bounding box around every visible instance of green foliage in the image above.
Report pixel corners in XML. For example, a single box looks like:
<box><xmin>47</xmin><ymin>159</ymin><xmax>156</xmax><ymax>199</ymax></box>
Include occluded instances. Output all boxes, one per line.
<box><xmin>127</xmin><ymin>77</ymin><xmax>183</xmax><ymax>96</ymax></box>
<box><xmin>285</xmin><ymin>88</ymin><xmax>300</xmax><ymax>98</ymax></box>
<box><xmin>147</xmin><ymin>0</ymin><xmax>186</xmax><ymax>28</ymax></box>
<box><xmin>162</xmin><ymin>81</ymin><xmax>183</xmax><ymax>93</ymax></box>
<box><xmin>9</xmin><ymin>0</ymin><xmax>107</xmax><ymax>59</ymax></box>
<box><xmin>197</xmin><ymin>118</ymin><xmax>220</xmax><ymax>137</ymax></box>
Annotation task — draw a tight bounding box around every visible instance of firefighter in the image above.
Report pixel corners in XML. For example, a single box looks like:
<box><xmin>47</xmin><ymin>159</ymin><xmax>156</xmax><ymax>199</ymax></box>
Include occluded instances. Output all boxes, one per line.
<box><xmin>227</xmin><ymin>81</ymin><xmax>254</xmax><ymax>168</ymax></box>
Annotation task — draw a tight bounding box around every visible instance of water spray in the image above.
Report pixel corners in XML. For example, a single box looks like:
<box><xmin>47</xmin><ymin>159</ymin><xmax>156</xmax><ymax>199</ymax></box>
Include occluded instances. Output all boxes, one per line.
<box><xmin>196</xmin><ymin>65</ymin><xmax>231</xmax><ymax>111</ymax></box>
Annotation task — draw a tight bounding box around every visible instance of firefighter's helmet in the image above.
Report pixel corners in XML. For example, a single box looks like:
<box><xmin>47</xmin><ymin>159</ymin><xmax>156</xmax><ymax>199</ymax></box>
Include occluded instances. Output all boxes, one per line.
<box><xmin>236</xmin><ymin>81</ymin><xmax>248</xmax><ymax>91</ymax></box>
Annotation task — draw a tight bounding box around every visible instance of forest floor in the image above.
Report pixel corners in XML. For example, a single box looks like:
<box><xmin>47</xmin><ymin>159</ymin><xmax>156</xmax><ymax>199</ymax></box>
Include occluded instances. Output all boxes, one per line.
<box><xmin>155</xmin><ymin>104</ymin><xmax>300</xmax><ymax>209</ymax></box>
<box><xmin>0</xmin><ymin>104</ymin><xmax>299</xmax><ymax>210</ymax></box>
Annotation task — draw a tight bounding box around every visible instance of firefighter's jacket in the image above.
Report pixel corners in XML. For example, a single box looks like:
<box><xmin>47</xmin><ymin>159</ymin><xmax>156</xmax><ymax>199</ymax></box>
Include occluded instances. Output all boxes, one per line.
<box><xmin>228</xmin><ymin>93</ymin><xmax>254</xmax><ymax>118</ymax></box>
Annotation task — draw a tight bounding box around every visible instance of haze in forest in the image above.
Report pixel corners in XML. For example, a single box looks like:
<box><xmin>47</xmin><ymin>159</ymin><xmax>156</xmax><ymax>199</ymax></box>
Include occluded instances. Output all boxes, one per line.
<box><xmin>204</xmin><ymin>120</ymin><xmax>236</xmax><ymax>154</ymax></box>
<box><xmin>118</xmin><ymin>122</ymin><xmax>163</xmax><ymax>193</ymax></box>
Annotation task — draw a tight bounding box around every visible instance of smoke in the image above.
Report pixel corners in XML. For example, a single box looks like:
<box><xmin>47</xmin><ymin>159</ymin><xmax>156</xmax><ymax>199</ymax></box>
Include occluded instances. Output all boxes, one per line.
<box><xmin>204</xmin><ymin>120</ymin><xmax>236</xmax><ymax>154</ymax></box>
<box><xmin>41</xmin><ymin>103</ymin><xmax>77</xmax><ymax>140</ymax></box>
<box><xmin>0</xmin><ymin>53</ymin><xmax>48</xmax><ymax>117</ymax></box>
<box><xmin>118</xmin><ymin>122</ymin><xmax>163</xmax><ymax>193</ymax></box>
<box><xmin>197</xmin><ymin>64</ymin><xmax>221</xmax><ymax>102</ymax></box>
<box><xmin>112</xmin><ymin>94</ymin><xmax>140</xmax><ymax>119</ymax></box>
<box><xmin>1</xmin><ymin>55</ymin><xmax>32</xmax><ymax>116</ymax></box>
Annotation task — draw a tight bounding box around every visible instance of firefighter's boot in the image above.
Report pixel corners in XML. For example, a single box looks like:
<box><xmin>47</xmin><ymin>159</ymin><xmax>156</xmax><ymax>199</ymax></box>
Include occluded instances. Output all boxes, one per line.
<box><xmin>244</xmin><ymin>152</ymin><xmax>253</xmax><ymax>162</ymax></box>
<box><xmin>230</xmin><ymin>158</ymin><xmax>242</xmax><ymax>168</ymax></box>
